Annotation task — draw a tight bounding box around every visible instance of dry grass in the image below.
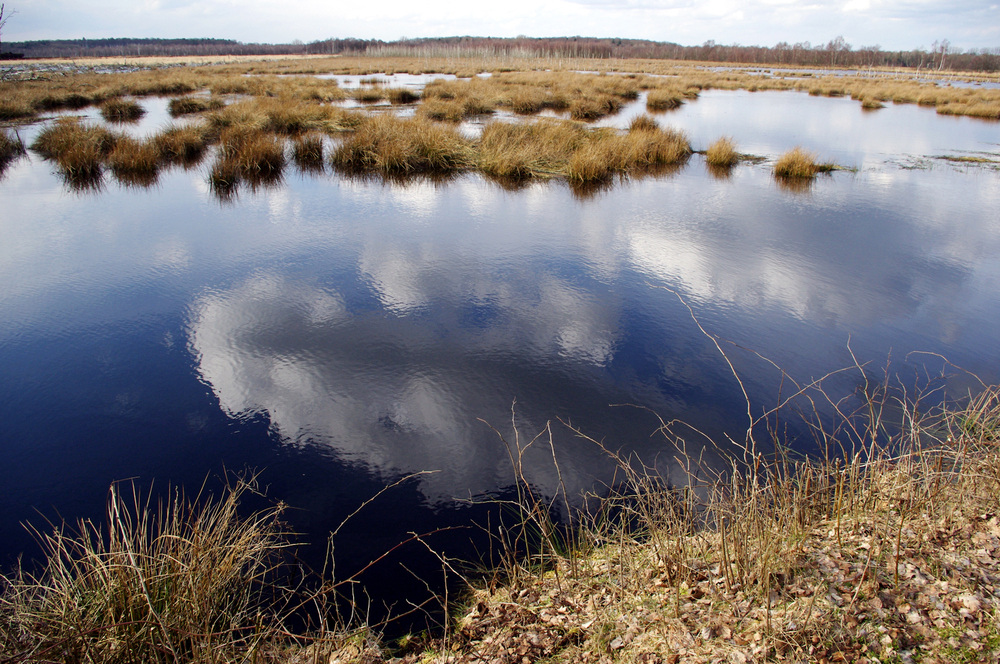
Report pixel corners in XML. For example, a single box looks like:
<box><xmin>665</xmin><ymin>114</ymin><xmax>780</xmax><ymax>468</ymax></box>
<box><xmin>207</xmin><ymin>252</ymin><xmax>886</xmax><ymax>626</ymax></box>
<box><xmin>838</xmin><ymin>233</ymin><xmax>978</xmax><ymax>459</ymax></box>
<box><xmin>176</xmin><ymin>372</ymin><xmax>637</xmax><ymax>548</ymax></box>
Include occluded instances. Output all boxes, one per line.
<box><xmin>3</xmin><ymin>55</ymin><xmax>1000</xmax><ymax>124</ymax></box>
<box><xmin>773</xmin><ymin>146</ymin><xmax>820</xmax><ymax>179</ymax></box>
<box><xmin>705</xmin><ymin>136</ymin><xmax>739</xmax><ymax>168</ymax></box>
<box><xmin>210</xmin><ymin>125</ymin><xmax>286</xmax><ymax>195</ymax></box>
<box><xmin>402</xmin><ymin>353</ymin><xmax>1000</xmax><ymax>664</ymax></box>
<box><xmin>331</xmin><ymin>114</ymin><xmax>474</xmax><ymax>174</ymax></box>
<box><xmin>385</xmin><ymin>87</ymin><xmax>421</xmax><ymax>104</ymax></box>
<box><xmin>31</xmin><ymin>117</ymin><xmax>117</xmax><ymax>180</ymax></box>
<box><xmin>646</xmin><ymin>88</ymin><xmax>686</xmax><ymax>111</ymax></box>
<box><xmin>0</xmin><ymin>129</ymin><xmax>26</xmax><ymax>177</ymax></box>
<box><xmin>475</xmin><ymin>120</ymin><xmax>582</xmax><ymax>180</ymax></box>
<box><xmin>292</xmin><ymin>133</ymin><xmax>326</xmax><ymax>172</ymax></box>
<box><xmin>0</xmin><ymin>476</ymin><xmax>295</xmax><ymax>663</ymax></box>
<box><xmin>351</xmin><ymin>86</ymin><xmax>387</xmax><ymax>103</ymax></box>
<box><xmin>99</xmin><ymin>97</ymin><xmax>146</xmax><ymax>123</ymax></box>
<box><xmin>167</xmin><ymin>96</ymin><xmax>225</xmax><ymax>117</ymax></box>
<box><xmin>107</xmin><ymin>136</ymin><xmax>161</xmax><ymax>186</ymax></box>
<box><xmin>153</xmin><ymin>124</ymin><xmax>209</xmax><ymax>166</ymax></box>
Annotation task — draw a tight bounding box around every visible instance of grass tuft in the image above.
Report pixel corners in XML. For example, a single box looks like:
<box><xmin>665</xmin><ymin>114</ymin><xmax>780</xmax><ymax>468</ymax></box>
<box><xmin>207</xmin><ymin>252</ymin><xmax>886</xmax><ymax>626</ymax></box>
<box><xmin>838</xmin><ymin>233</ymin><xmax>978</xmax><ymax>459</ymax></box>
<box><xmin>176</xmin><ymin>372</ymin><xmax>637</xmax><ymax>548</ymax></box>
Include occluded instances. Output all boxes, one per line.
<box><xmin>168</xmin><ymin>96</ymin><xmax>225</xmax><ymax>117</ymax></box>
<box><xmin>292</xmin><ymin>133</ymin><xmax>326</xmax><ymax>172</ymax></box>
<box><xmin>705</xmin><ymin>136</ymin><xmax>739</xmax><ymax>168</ymax></box>
<box><xmin>100</xmin><ymin>98</ymin><xmax>146</xmax><ymax>123</ymax></box>
<box><xmin>153</xmin><ymin>124</ymin><xmax>208</xmax><ymax>166</ymax></box>
<box><xmin>646</xmin><ymin>88</ymin><xmax>685</xmax><ymax>111</ymax></box>
<box><xmin>31</xmin><ymin>118</ymin><xmax>117</xmax><ymax>180</ymax></box>
<box><xmin>0</xmin><ymin>476</ymin><xmax>296</xmax><ymax>663</ymax></box>
<box><xmin>332</xmin><ymin>114</ymin><xmax>474</xmax><ymax>174</ymax></box>
<box><xmin>385</xmin><ymin>87</ymin><xmax>421</xmax><ymax>104</ymax></box>
<box><xmin>0</xmin><ymin>129</ymin><xmax>27</xmax><ymax>177</ymax></box>
<box><xmin>627</xmin><ymin>114</ymin><xmax>660</xmax><ymax>133</ymax></box>
<box><xmin>107</xmin><ymin>136</ymin><xmax>161</xmax><ymax>186</ymax></box>
<box><xmin>773</xmin><ymin>146</ymin><xmax>820</xmax><ymax>179</ymax></box>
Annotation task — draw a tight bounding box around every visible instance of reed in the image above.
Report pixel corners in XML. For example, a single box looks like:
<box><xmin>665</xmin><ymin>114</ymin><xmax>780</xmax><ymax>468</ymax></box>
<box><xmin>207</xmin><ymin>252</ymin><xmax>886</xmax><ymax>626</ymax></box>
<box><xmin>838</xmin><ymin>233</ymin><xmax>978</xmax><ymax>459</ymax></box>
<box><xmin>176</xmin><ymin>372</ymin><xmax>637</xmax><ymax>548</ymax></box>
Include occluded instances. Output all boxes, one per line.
<box><xmin>705</xmin><ymin>136</ymin><xmax>739</xmax><ymax>167</ymax></box>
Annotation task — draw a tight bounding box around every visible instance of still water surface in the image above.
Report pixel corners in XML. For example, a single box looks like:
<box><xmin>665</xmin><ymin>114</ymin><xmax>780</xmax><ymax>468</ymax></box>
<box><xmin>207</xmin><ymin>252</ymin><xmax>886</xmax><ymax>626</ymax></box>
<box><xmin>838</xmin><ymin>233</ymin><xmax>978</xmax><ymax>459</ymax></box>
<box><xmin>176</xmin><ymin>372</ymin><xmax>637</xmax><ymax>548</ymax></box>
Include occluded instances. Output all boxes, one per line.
<box><xmin>1</xmin><ymin>88</ymin><xmax>998</xmax><ymax>618</ymax></box>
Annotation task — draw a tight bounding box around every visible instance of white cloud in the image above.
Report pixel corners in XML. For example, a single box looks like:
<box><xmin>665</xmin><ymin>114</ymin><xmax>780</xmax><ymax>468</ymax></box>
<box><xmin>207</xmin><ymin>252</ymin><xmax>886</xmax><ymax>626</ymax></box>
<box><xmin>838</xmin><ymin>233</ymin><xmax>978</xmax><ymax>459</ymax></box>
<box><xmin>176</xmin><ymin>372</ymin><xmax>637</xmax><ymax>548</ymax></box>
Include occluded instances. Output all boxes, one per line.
<box><xmin>8</xmin><ymin>0</ymin><xmax>999</xmax><ymax>50</ymax></box>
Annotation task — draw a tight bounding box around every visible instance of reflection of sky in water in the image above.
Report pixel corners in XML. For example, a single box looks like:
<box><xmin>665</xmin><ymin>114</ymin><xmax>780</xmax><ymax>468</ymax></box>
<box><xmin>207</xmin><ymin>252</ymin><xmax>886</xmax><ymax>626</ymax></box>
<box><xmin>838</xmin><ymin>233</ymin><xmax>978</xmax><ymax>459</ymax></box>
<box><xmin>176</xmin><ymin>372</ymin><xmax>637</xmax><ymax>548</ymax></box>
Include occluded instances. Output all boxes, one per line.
<box><xmin>2</xmin><ymin>90</ymin><xmax>1000</xmax><ymax>564</ymax></box>
<box><xmin>595</xmin><ymin>90</ymin><xmax>1000</xmax><ymax>169</ymax></box>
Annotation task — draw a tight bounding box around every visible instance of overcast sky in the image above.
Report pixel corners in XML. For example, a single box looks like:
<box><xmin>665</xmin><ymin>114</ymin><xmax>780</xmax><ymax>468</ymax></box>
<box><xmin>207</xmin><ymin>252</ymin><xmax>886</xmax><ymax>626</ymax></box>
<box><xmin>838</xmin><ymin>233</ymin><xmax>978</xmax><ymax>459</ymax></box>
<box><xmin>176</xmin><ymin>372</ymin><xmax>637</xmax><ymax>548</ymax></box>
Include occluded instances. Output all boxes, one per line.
<box><xmin>4</xmin><ymin>0</ymin><xmax>998</xmax><ymax>52</ymax></box>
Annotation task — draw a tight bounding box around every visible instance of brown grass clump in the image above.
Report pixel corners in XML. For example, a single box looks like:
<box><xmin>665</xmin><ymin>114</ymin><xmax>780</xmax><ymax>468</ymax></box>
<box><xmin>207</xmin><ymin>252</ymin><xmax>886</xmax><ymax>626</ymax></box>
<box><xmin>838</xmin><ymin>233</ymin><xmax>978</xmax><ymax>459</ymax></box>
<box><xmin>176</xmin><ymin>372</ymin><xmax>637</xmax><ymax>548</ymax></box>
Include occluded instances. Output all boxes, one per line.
<box><xmin>627</xmin><ymin>114</ymin><xmax>660</xmax><ymax>133</ymax></box>
<box><xmin>107</xmin><ymin>136</ymin><xmax>161</xmax><ymax>186</ymax></box>
<box><xmin>292</xmin><ymin>133</ymin><xmax>326</xmax><ymax>172</ymax></box>
<box><xmin>0</xmin><ymin>129</ymin><xmax>26</xmax><ymax>177</ymax></box>
<box><xmin>566</xmin><ymin>125</ymin><xmax>691</xmax><ymax>183</ymax></box>
<box><xmin>208</xmin><ymin>98</ymin><xmax>360</xmax><ymax>138</ymax></box>
<box><xmin>219</xmin><ymin>126</ymin><xmax>286</xmax><ymax>177</ymax></box>
<box><xmin>645</xmin><ymin>88</ymin><xmax>685</xmax><ymax>111</ymax></box>
<box><xmin>351</xmin><ymin>86</ymin><xmax>387</xmax><ymax>104</ymax></box>
<box><xmin>0</xmin><ymin>477</ymin><xmax>300</xmax><ymax>663</ymax></box>
<box><xmin>417</xmin><ymin>97</ymin><xmax>467</xmax><ymax>123</ymax></box>
<box><xmin>773</xmin><ymin>146</ymin><xmax>820</xmax><ymax>178</ymax></box>
<box><xmin>476</xmin><ymin>120</ymin><xmax>584</xmax><ymax>180</ymax></box>
<box><xmin>31</xmin><ymin>118</ymin><xmax>117</xmax><ymax>179</ymax></box>
<box><xmin>168</xmin><ymin>96</ymin><xmax>225</xmax><ymax>117</ymax></box>
<box><xmin>568</xmin><ymin>95</ymin><xmax>624</xmax><ymax>121</ymax></box>
<box><xmin>705</xmin><ymin>136</ymin><xmax>739</xmax><ymax>168</ymax></box>
<box><xmin>153</xmin><ymin>124</ymin><xmax>208</xmax><ymax>166</ymax></box>
<box><xmin>332</xmin><ymin>114</ymin><xmax>474</xmax><ymax>174</ymax></box>
<box><xmin>99</xmin><ymin>98</ymin><xmax>146</xmax><ymax>123</ymax></box>
<box><xmin>385</xmin><ymin>87</ymin><xmax>421</xmax><ymax>104</ymax></box>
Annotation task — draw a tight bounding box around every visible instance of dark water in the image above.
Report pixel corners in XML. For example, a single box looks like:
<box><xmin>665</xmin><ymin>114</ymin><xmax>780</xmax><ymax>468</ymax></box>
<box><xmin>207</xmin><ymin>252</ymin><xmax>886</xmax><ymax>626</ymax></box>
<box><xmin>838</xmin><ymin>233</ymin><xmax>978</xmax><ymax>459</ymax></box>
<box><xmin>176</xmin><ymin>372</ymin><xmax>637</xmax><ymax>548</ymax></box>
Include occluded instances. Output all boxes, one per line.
<box><xmin>1</xmin><ymin>88</ymin><xmax>999</xmax><ymax>624</ymax></box>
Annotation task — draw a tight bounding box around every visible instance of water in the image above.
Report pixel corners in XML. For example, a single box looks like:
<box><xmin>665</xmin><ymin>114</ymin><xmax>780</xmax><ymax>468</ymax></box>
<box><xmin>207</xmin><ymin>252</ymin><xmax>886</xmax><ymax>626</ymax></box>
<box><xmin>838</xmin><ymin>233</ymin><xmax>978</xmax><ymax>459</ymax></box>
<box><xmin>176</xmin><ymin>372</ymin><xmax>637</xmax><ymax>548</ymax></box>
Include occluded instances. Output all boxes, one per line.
<box><xmin>1</xmin><ymin>88</ymin><xmax>999</xmax><ymax>625</ymax></box>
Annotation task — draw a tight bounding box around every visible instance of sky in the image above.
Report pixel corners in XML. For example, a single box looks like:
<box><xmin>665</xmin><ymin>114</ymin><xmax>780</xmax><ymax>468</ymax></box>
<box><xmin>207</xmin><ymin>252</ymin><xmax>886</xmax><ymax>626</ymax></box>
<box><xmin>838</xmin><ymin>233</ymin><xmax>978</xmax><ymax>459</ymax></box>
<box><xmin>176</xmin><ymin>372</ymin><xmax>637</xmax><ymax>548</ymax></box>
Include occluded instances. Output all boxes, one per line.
<box><xmin>3</xmin><ymin>0</ymin><xmax>998</xmax><ymax>52</ymax></box>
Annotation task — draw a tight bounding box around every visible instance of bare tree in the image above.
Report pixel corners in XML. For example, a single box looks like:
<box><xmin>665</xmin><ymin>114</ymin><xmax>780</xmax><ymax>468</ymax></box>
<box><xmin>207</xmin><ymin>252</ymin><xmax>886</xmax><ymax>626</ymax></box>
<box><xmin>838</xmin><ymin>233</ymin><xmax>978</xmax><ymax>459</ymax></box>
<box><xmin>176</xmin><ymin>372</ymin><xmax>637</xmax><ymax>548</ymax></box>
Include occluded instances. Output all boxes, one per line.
<box><xmin>0</xmin><ymin>3</ymin><xmax>15</xmax><ymax>54</ymax></box>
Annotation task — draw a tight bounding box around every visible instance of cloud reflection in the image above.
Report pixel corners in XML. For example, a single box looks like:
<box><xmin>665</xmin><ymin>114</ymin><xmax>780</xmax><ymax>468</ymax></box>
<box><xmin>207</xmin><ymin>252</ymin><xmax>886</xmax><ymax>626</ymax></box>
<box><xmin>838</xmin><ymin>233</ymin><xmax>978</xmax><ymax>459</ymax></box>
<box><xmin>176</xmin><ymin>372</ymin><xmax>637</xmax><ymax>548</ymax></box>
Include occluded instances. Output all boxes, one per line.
<box><xmin>187</xmin><ymin>268</ymin><xmax>631</xmax><ymax>501</ymax></box>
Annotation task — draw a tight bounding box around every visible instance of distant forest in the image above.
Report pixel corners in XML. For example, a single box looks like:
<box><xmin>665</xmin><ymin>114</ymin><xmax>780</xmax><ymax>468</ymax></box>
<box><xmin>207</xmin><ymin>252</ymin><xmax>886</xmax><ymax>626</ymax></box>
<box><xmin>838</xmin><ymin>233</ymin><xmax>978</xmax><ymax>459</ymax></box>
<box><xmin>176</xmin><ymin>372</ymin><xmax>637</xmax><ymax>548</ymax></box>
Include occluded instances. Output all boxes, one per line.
<box><xmin>5</xmin><ymin>35</ymin><xmax>999</xmax><ymax>72</ymax></box>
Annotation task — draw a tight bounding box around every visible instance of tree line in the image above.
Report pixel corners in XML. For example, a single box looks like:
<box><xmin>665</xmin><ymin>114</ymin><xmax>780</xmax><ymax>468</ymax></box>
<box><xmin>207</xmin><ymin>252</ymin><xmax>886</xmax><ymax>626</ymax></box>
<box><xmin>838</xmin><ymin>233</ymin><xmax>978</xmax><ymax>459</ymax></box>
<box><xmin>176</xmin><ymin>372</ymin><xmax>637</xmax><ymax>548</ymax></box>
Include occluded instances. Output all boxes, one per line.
<box><xmin>5</xmin><ymin>35</ymin><xmax>998</xmax><ymax>72</ymax></box>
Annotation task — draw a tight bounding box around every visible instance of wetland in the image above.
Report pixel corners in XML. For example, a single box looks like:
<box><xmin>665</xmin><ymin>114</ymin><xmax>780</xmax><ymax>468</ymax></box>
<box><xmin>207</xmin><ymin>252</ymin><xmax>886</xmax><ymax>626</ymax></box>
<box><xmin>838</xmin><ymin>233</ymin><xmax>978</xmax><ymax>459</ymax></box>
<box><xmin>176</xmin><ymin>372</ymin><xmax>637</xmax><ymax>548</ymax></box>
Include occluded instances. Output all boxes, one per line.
<box><xmin>1</xmin><ymin>55</ymin><xmax>999</xmax><ymax>639</ymax></box>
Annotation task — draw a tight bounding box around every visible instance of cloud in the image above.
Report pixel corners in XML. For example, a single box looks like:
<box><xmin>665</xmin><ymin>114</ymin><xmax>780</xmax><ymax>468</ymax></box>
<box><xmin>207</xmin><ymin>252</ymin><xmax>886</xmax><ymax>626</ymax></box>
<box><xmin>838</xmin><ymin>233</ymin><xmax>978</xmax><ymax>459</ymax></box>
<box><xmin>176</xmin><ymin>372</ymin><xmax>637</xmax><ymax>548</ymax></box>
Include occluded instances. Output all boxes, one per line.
<box><xmin>7</xmin><ymin>0</ymin><xmax>999</xmax><ymax>49</ymax></box>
